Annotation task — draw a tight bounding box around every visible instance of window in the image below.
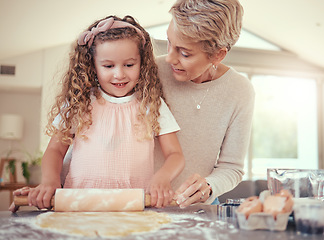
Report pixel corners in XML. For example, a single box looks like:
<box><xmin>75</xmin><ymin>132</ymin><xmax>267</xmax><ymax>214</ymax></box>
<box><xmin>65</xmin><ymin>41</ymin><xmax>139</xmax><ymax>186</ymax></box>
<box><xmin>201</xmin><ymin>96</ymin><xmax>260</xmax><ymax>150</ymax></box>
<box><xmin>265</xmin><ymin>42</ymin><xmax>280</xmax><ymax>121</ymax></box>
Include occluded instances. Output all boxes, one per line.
<box><xmin>245</xmin><ymin>75</ymin><xmax>318</xmax><ymax>180</ymax></box>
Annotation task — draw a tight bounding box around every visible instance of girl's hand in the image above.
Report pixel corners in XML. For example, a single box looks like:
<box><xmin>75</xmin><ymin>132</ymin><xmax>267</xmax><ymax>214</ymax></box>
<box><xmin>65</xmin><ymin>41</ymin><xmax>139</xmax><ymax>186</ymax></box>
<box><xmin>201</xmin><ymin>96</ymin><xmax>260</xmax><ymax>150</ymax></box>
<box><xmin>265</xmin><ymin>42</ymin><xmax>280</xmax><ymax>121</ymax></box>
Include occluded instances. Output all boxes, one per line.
<box><xmin>174</xmin><ymin>173</ymin><xmax>212</xmax><ymax>208</ymax></box>
<box><xmin>148</xmin><ymin>173</ymin><xmax>174</xmax><ymax>208</ymax></box>
<box><xmin>9</xmin><ymin>186</ymin><xmax>32</xmax><ymax>212</ymax></box>
<box><xmin>27</xmin><ymin>181</ymin><xmax>61</xmax><ymax>210</ymax></box>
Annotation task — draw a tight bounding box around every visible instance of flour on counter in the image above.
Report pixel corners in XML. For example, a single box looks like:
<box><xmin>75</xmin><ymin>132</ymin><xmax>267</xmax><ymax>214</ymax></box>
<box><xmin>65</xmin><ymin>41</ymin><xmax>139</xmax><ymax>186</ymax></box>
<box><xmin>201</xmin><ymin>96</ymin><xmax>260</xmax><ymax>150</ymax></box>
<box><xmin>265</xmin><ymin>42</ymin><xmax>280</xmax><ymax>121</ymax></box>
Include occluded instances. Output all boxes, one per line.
<box><xmin>2</xmin><ymin>208</ymin><xmax>239</xmax><ymax>240</ymax></box>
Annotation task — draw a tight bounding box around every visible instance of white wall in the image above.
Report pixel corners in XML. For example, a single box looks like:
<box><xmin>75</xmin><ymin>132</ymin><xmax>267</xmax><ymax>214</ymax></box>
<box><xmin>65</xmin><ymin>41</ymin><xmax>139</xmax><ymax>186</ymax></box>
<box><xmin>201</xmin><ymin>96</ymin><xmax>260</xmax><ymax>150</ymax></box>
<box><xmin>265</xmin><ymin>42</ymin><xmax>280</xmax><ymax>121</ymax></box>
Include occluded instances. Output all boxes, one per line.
<box><xmin>0</xmin><ymin>50</ymin><xmax>44</xmax><ymax>178</ymax></box>
<box><xmin>0</xmin><ymin>44</ymin><xmax>69</xmax><ymax>210</ymax></box>
<box><xmin>0</xmin><ymin>51</ymin><xmax>43</xmax><ymax>91</ymax></box>
<box><xmin>40</xmin><ymin>45</ymin><xmax>70</xmax><ymax>151</ymax></box>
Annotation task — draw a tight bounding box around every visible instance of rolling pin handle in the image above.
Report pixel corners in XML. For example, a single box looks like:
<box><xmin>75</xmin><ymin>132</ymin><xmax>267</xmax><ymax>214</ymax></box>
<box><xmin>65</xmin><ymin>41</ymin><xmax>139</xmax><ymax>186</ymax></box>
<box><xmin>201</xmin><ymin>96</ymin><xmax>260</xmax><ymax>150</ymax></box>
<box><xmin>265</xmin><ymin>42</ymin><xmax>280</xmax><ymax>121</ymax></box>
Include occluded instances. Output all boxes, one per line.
<box><xmin>14</xmin><ymin>195</ymin><xmax>29</xmax><ymax>206</ymax></box>
<box><xmin>13</xmin><ymin>195</ymin><xmax>54</xmax><ymax>207</ymax></box>
<box><xmin>144</xmin><ymin>194</ymin><xmax>151</xmax><ymax>207</ymax></box>
<box><xmin>144</xmin><ymin>194</ymin><xmax>178</xmax><ymax>207</ymax></box>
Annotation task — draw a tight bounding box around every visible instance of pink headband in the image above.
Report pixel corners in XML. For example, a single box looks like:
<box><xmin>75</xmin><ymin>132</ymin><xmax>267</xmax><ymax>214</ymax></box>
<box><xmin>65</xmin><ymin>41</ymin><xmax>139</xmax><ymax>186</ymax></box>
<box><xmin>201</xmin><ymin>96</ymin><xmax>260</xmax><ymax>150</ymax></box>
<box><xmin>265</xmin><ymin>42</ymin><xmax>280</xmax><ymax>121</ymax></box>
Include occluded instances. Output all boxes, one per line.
<box><xmin>78</xmin><ymin>17</ymin><xmax>146</xmax><ymax>47</ymax></box>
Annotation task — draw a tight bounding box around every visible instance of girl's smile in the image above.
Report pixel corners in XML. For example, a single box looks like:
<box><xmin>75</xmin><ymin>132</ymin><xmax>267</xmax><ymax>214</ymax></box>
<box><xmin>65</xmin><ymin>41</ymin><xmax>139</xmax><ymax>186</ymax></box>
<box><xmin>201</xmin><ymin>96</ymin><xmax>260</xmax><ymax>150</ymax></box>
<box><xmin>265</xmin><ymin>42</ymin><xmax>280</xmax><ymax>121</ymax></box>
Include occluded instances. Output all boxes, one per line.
<box><xmin>94</xmin><ymin>38</ymin><xmax>141</xmax><ymax>97</ymax></box>
<box><xmin>112</xmin><ymin>82</ymin><xmax>128</xmax><ymax>87</ymax></box>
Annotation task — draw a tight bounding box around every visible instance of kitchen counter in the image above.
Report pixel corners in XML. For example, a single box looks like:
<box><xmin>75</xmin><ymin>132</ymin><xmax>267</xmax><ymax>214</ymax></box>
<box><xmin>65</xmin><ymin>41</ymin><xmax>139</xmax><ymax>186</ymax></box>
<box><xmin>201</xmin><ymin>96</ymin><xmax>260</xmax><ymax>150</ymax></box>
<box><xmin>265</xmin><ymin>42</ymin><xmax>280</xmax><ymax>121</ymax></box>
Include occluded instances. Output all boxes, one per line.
<box><xmin>0</xmin><ymin>205</ymin><xmax>321</xmax><ymax>240</ymax></box>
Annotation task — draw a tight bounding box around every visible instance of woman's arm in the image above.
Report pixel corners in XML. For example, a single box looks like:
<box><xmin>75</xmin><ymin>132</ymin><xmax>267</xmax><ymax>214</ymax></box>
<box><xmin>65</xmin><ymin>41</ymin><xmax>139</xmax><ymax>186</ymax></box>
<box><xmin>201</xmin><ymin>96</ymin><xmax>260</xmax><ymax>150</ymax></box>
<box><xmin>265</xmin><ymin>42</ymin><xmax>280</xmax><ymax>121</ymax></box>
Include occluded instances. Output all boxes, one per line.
<box><xmin>149</xmin><ymin>132</ymin><xmax>185</xmax><ymax>208</ymax></box>
<box><xmin>176</xmin><ymin>82</ymin><xmax>255</xmax><ymax>207</ymax></box>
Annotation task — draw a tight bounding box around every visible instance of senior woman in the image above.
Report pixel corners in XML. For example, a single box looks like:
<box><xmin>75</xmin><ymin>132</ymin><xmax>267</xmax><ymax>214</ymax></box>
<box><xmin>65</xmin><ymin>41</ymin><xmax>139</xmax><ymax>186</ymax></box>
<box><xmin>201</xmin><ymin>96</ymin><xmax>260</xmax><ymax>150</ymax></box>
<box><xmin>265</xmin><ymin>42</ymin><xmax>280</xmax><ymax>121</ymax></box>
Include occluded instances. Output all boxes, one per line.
<box><xmin>154</xmin><ymin>0</ymin><xmax>255</xmax><ymax>208</ymax></box>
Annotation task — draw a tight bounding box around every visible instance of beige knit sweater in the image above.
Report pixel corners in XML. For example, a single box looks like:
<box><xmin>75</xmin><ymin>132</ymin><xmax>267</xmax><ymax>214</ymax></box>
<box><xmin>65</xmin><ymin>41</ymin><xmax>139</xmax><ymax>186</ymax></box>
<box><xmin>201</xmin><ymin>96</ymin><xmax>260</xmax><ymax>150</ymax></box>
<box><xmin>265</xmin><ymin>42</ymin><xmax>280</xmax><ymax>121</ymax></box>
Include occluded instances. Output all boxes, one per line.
<box><xmin>154</xmin><ymin>55</ymin><xmax>255</xmax><ymax>204</ymax></box>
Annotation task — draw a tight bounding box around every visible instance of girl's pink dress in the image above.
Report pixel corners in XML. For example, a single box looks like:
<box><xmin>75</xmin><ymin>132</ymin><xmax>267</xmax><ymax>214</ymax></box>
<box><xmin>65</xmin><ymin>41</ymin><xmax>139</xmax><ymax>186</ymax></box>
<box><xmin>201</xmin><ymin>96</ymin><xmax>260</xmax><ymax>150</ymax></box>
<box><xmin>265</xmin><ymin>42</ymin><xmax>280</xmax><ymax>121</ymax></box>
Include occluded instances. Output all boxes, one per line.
<box><xmin>62</xmin><ymin>90</ymin><xmax>179</xmax><ymax>189</ymax></box>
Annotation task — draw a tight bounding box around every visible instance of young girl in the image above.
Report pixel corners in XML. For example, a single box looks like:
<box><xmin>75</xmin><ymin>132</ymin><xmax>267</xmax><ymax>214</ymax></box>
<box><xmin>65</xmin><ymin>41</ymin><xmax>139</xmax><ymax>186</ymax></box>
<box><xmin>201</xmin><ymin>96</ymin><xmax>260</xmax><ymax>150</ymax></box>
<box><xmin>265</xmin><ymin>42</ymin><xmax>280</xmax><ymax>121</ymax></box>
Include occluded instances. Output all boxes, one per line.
<box><xmin>11</xmin><ymin>15</ymin><xmax>184</xmax><ymax>211</ymax></box>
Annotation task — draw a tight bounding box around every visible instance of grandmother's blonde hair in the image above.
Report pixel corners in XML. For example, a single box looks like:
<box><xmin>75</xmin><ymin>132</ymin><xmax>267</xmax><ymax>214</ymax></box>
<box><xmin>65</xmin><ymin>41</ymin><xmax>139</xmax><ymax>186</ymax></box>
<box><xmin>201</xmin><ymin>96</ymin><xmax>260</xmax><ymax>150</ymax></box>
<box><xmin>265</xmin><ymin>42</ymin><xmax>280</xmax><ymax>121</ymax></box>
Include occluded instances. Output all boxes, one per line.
<box><xmin>170</xmin><ymin>0</ymin><xmax>243</xmax><ymax>57</ymax></box>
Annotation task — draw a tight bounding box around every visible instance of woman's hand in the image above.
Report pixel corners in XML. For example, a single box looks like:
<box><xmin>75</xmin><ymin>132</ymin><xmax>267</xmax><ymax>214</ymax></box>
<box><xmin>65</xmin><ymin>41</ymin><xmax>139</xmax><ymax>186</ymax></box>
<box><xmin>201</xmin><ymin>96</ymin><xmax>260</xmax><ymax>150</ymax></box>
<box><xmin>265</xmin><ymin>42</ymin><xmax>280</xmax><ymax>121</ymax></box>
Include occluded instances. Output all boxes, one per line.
<box><xmin>174</xmin><ymin>173</ymin><xmax>212</xmax><ymax>208</ymax></box>
<box><xmin>147</xmin><ymin>172</ymin><xmax>174</xmax><ymax>208</ymax></box>
<box><xmin>9</xmin><ymin>186</ymin><xmax>32</xmax><ymax>212</ymax></box>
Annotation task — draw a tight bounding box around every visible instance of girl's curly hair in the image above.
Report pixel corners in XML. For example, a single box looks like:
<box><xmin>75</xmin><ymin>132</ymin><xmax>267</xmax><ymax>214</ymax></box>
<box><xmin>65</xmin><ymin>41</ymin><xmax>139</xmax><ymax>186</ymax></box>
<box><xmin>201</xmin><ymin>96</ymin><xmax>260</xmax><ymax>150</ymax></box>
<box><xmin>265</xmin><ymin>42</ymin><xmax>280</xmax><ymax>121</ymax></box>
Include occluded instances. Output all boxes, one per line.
<box><xmin>46</xmin><ymin>15</ymin><xmax>164</xmax><ymax>145</ymax></box>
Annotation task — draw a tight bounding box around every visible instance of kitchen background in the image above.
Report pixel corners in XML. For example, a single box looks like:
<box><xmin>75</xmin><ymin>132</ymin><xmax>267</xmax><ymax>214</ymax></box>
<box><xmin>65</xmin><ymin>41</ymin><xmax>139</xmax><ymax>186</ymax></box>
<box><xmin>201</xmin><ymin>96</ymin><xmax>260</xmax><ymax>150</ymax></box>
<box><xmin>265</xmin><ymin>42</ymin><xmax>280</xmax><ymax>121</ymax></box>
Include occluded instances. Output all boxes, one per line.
<box><xmin>1</xmin><ymin>0</ymin><xmax>324</xmax><ymax>210</ymax></box>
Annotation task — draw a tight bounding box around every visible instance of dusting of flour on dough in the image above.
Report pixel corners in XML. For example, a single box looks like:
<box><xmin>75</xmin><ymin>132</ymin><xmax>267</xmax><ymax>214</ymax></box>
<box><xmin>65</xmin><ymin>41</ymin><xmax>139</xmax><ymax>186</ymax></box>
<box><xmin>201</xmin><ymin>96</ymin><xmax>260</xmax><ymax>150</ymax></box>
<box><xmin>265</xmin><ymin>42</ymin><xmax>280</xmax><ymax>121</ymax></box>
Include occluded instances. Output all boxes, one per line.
<box><xmin>35</xmin><ymin>211</ymin><xmax>171</xmax><ymax>238</ymax></box>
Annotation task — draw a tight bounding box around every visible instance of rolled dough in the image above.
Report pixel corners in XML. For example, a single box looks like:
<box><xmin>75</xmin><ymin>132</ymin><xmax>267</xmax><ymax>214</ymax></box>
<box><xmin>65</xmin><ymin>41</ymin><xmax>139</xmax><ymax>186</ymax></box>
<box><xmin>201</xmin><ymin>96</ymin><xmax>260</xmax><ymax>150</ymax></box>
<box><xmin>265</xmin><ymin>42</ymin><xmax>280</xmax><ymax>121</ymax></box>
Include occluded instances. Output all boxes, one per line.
<box><xmin>35</xmin><ymin>211</ymin><xmax>171</xmax><ymax>238</ymax></box>
<box><xmin>54</xmin><ymin>188</ymin><xmax>145</xmax><ymax>212</ymax></box>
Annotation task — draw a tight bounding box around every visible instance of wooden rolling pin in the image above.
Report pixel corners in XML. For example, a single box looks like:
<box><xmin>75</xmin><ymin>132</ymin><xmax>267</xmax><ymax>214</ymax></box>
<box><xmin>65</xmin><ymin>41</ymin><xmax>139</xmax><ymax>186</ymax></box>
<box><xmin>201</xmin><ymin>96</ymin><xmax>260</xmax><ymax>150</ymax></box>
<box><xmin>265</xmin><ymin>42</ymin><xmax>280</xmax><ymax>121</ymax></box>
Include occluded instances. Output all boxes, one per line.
<box><xmin>14</xmin><ymin>188</ymin><xmax>177</xmax><ymax>212</ymax></box>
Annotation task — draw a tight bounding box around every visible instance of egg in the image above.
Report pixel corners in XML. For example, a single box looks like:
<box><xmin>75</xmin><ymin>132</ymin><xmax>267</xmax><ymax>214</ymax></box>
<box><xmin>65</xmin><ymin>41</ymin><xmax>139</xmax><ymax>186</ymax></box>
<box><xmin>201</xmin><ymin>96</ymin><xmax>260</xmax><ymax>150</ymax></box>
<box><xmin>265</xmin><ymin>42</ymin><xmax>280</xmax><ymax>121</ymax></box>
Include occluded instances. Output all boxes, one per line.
<box><xmin>263</xmin><ymin>189</ymin><xmax>294</xmax><ymax>219</ymax></box>
<box><xmin>237</xmin><ymin>196</ymin><xmax>263</xmax><ymax>219</ymax></box>
<box><xmin>259</xmin><ymin>190</ymin><xmax>271</xmax><ymax>203</ymax></box>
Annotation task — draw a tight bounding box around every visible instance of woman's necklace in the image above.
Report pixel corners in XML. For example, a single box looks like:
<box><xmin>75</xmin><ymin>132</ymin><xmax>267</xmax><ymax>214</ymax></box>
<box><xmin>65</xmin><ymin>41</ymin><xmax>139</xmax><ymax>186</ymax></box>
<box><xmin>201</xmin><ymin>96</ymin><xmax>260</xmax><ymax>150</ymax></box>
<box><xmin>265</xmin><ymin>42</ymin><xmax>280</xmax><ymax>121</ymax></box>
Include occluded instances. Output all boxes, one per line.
<box><xmin>191</xmin><ymin>64</ymin><xmax>216</xmax><ymax>110</ymax></box>
<box><xmin>191</xmin><ymin>88</ymin><xmax>210</xmax><ymax>110</ymax></box>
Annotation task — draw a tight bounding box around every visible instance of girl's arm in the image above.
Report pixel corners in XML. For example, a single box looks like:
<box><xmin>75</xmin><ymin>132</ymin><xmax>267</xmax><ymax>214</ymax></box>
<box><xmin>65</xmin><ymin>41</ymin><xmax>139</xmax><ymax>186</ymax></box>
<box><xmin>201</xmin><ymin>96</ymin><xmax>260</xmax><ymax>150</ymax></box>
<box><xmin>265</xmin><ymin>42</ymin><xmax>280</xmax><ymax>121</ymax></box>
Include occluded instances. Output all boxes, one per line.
<box><xmin>27</xmin><ymin>135</ymin><xmax>70</xmax><ymax>209</ymax></box>
<box><xmin>149</xmin><ymin>132</ymin><xmax>185</xmax><ymax>208</ymax></box>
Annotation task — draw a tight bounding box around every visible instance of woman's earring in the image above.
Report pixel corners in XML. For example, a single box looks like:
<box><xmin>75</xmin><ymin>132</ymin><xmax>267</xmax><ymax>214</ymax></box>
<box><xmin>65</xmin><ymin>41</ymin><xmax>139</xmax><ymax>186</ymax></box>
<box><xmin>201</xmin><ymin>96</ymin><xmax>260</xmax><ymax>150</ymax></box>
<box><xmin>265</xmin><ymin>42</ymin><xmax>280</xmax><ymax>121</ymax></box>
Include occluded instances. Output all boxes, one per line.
<box><xmin>95</xmin><ymin>78</ymin><xmax>100</xmax><ymax>88</ymax></box>
<box><xmin>212</xmin><ymin>64</ymin><xmax>218</xmax><ymax>71</ymax></box>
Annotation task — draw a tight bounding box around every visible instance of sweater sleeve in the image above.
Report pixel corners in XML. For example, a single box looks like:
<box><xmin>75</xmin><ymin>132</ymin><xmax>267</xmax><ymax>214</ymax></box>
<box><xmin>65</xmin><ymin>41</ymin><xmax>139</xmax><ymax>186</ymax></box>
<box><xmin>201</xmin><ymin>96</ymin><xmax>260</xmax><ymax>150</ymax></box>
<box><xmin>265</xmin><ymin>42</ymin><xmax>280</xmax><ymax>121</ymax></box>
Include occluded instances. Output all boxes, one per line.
<box><xmin>205</xmin><ymin>78</ymin><xmax>255</xmax><ymax>203</ymax></box>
